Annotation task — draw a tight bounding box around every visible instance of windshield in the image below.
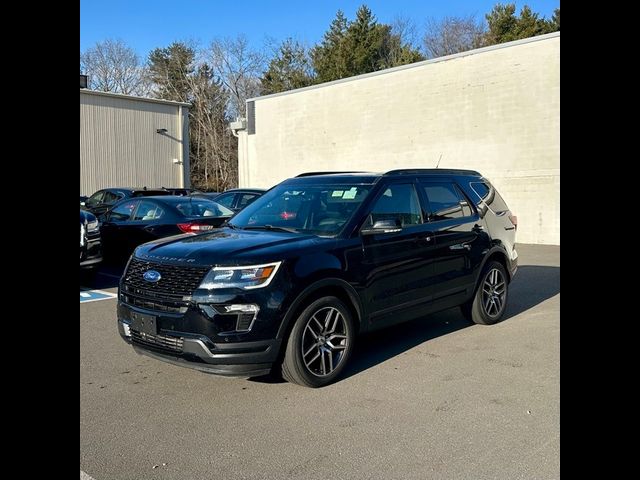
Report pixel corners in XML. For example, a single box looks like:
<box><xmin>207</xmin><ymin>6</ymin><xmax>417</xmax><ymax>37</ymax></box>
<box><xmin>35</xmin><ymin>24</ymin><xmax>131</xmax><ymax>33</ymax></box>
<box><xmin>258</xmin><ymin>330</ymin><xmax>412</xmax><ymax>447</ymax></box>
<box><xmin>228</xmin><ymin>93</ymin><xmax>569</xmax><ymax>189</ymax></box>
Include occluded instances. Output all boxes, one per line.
<box><xmin>230</xmin><ymin>183</ymin><xmax>372</xmax><ymax>235</ymax></box>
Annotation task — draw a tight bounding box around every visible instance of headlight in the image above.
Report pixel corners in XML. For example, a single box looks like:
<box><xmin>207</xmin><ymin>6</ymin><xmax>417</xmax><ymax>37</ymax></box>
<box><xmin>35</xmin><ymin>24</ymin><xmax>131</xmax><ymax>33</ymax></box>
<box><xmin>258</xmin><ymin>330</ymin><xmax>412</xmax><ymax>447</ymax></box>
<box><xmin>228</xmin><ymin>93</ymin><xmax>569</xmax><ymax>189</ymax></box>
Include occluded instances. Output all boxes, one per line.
<box><xmin>198</xmin><ymin>262</ymin><xmax>282</xmax><ymax>290</ymax></box>
<box><xmin>87</xmin><ymin>220</ymin><xmax>99</xmax><ymax>232</ymax></box>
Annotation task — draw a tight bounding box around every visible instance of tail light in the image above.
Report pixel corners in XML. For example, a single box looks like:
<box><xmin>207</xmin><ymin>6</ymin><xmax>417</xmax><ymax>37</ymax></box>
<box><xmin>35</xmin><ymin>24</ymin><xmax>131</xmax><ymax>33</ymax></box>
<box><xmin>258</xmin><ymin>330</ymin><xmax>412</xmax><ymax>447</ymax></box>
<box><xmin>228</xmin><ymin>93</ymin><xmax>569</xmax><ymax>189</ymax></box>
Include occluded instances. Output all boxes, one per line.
<box><xmin>508</xmin><ymin>214</ymin><xmax>518</xmax><ymax>229</ymax></box>
<box><xmin>177</xmin><ymin>222</ymin><xmax>215</xmax><ymax>233</ymax></box>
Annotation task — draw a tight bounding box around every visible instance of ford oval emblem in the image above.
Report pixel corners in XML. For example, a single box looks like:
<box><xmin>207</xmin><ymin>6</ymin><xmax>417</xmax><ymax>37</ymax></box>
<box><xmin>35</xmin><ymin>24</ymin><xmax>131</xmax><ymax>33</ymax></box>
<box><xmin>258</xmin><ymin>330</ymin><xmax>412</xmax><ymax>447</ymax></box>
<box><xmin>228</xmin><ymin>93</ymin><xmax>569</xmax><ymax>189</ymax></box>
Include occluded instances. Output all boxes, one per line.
<box><xmin>143</xmin><ymin>270</ymin><xmax>161</xmax><ymax>283</ymax></box>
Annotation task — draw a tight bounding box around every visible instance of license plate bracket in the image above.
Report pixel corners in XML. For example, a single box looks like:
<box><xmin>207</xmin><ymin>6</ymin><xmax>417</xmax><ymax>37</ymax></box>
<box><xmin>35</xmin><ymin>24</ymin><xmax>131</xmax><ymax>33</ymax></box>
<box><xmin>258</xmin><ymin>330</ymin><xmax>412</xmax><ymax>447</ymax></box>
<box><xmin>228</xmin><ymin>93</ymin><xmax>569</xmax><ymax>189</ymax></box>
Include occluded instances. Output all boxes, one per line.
<box><xmin>130</xmin><ymin>311</ymin><xmax>158</xmax><ymax>335</ymax></box>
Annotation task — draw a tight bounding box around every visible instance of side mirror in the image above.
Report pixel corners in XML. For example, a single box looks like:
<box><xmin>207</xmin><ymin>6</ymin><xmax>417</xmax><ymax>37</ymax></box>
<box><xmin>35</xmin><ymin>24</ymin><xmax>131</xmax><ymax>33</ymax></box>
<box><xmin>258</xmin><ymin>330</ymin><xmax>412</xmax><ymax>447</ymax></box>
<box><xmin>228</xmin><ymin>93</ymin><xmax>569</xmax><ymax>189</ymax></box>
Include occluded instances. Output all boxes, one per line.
<box><xmin>361</xmin><ymin>218</ymin><xmax>402</xmax><ymax>236</ymax></box>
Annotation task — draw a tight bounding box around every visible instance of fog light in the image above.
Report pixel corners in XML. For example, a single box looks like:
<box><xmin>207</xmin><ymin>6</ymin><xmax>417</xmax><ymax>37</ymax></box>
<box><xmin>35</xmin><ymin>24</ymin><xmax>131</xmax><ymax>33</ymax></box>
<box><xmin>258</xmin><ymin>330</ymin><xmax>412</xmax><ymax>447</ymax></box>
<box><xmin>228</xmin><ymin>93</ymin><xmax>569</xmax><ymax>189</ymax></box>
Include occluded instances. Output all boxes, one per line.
<box><xmin>224</xmin><ymin>304</ymin><xmax>259</xmax><ymax>332</ymax></box>
<box><xmin>224</xmin><ymin>304</ymin><xmax>260</xmax><ymax>314</ymax></box>
<box><xmin>122</xmin><ymin>322</ymin><xmax>131</xmax><ymax>337</ymax></box>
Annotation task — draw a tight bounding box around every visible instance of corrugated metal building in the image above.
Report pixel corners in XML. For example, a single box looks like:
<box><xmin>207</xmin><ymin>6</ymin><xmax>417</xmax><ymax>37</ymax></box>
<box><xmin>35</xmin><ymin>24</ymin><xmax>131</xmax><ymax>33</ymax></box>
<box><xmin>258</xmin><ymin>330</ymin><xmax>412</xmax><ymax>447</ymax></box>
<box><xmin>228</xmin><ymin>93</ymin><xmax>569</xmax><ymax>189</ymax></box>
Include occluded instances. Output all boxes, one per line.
<box><xmin>235</xmin><ymin>33</ymin><xmax>559</xmax><ymax>245</ymax></box>
<box><xmin>80</xmin><ymin>89</ymin><xmax>190</xmax><ymax>196</ymax></box>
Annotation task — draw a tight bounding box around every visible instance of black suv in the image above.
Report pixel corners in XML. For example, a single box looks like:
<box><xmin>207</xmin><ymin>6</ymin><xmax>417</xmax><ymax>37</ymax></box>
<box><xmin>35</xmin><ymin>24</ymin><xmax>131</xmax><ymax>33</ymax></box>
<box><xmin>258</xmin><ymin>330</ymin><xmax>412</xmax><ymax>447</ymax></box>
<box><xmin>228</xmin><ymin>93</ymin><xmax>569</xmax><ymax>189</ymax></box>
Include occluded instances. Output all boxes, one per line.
<box><xmin>117</xmin><ymin>169</ymin><xmax>518</xmax><ymax>387</ymax></box>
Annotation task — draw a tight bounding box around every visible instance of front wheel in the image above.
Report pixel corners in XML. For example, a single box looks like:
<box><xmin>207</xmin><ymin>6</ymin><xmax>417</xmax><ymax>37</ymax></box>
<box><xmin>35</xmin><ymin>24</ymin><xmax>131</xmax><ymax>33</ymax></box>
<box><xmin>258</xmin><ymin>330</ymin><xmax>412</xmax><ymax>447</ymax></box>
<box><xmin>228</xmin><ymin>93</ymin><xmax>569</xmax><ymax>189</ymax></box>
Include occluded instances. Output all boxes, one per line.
<box><xmin>281</xmin><ymin>296</ymin><xmax>355</xmax><ymax>388</ymax></box>
<box><xmin>461</xmin><ymin>261</ymin><xmax>509</xmax><ymax>325</ymax></box>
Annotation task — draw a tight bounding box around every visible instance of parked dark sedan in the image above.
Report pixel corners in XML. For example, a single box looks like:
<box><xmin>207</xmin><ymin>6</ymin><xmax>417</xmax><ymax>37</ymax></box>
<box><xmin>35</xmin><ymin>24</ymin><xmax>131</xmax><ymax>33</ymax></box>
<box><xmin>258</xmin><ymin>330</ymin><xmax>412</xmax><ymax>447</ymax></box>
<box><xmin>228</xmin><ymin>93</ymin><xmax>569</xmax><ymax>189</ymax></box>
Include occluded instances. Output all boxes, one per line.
<box><xmin>83</xmin><ymin>187</ymin><xmax>173</xmax><ymax>217</ymax></box>
<box><xmin>99</xmin><ymin>196</ymin><xmax>233</xmax><ymax>260</ymax></box>
<box><xmin>80</xmin><ymin>209</ymin><xmax>102</xmax><ymax>269</ymax></box>
<box><xmin>193</xmin><ymin>188</ymin><xmax>266</xmax><ymax>213</ymax></box>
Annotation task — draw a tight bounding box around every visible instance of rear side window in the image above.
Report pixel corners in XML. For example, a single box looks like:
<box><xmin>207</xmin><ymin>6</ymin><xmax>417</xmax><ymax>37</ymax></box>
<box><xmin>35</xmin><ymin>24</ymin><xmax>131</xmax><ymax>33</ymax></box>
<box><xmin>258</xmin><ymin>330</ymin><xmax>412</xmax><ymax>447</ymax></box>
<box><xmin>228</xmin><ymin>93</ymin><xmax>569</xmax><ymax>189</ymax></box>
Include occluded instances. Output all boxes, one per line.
<box><xmin>238</xmin><ymin>193</ymin><xmax>259</xmax><ymax>209</ymax></box>
<box><xmin>133</xmin><ymin>201</ymin><xmax>165</xmax><ymax>221</ymax></box>
<box><xmin>215</xmin><ymin>193</ymin><xmax>235</xmax><ymax>208</ymax></box>
<box><xmin>470</xmin><ymin>182</ymin><xmax>510</xmax><ymax>214</ymax></box>
<box><xmin>110</xmin><ymin>201</ymin><xmax>136</xmax><ymax>221</ymax></box>
<box><xmin>422</xmin><ymin>183</ymin><xmax>473</xmax><ymax>221</ymax></box>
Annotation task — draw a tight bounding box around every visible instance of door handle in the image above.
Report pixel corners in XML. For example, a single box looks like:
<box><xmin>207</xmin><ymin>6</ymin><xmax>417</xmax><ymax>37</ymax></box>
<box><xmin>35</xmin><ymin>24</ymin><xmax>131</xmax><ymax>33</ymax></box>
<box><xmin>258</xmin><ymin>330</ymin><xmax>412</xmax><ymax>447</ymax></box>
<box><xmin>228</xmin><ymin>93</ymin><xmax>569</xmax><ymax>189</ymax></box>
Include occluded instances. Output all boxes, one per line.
<box><xmin>450</xmin><ymin>244</ymin><xmax>471</xmax><ymax>251</ymax></box>
<box><xmin>415</xmin><ymin>235</ymin><xmax>432</xmax><ymax>243</ymax></box>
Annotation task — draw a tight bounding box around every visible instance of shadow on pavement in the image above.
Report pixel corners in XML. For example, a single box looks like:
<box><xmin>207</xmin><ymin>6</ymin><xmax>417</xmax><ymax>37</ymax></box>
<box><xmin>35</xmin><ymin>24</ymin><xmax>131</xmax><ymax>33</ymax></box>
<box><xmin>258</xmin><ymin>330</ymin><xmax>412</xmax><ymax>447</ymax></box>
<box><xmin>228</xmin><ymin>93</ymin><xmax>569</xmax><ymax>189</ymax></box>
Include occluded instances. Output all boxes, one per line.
<box><xmin>80</xmin><ymin>261</ymin><xmax>126</xmax><ymax>290</ymax></box>
<box><xmin>252</xmin><ymin>265</ymin><xmax>560</xmax><ymax>384</ymax></box>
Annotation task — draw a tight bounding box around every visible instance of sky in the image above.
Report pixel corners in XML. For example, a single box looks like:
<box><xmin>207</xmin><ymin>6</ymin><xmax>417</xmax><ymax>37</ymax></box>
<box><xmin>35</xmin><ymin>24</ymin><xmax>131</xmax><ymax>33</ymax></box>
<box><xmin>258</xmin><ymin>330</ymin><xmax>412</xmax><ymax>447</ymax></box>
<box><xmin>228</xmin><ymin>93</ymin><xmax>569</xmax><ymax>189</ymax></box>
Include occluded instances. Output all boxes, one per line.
<box><xmin>80</xmin><ymin>0</ymin><xmax>559</xmax><ymax>56</ymax></box>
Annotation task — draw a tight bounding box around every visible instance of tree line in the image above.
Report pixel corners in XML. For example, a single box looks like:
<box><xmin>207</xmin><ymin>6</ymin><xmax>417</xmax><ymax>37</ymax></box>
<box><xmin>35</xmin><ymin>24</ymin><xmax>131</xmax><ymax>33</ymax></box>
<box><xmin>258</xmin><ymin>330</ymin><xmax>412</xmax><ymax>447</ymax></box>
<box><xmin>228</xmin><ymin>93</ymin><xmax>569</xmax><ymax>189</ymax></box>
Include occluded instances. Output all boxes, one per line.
<box><xmin>80</xmin><ymin>3</ymin><xmax>559</xmax><ymax>191</ymax></box>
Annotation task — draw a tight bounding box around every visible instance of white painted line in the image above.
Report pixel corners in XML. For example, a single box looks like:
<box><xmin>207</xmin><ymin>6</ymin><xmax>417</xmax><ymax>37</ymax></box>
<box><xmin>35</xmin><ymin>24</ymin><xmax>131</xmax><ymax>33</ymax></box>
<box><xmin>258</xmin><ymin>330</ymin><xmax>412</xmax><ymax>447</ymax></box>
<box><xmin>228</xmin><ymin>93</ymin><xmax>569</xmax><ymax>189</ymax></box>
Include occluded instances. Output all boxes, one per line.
<box><xmin>80</xmin><ymin>292</ymin><xmax>91</xmax><ymax>298</ymax></box>
<box><xmin>81</xmin><ymin>471</ymin><xmax>97</xmax><ymax>480</ymax></box>
<box><xmin>80</xmin><ymin>296</ymin><xmax>118</xmax><ymax>304</ymax></box>
<box><xmin>88</xmin><ymin>288</ymin><xmax>118</xmax><ymax>297</ymax></box>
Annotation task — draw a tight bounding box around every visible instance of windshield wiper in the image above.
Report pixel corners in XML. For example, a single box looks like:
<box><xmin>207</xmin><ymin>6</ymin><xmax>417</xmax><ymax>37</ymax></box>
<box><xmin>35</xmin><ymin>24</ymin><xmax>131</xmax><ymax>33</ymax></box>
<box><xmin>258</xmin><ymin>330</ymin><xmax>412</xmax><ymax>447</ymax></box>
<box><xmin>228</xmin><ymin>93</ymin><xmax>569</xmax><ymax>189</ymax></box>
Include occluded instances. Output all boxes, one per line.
<box><xmin>242</xmin><ymin>225</ymin><xmax>299</xmax><ymax>234</ymax></box>
<box><xmin>222</xmin><ymin>220</ymin><xmax>239</xmax><ymax>229</ymax></box>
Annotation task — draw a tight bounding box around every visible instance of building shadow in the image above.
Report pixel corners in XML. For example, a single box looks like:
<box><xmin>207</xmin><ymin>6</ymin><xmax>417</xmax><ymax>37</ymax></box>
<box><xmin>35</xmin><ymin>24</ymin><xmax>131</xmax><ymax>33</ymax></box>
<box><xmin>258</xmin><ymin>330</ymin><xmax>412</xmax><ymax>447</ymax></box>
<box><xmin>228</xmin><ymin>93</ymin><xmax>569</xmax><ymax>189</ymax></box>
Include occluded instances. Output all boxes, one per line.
<box><xmin>251</xmin><ymin>264</ymin><xmax>559</xmax><ymax>385</ymax></box>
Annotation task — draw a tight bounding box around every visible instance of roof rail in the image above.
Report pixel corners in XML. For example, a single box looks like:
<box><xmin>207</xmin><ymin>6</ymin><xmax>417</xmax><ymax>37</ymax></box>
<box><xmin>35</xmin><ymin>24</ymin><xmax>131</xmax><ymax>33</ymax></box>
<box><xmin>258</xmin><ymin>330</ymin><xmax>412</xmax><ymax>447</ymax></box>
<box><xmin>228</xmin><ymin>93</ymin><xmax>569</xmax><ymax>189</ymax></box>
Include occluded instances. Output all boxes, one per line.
<box><xmin>384</xmin><ymin>168</ymin><xmax>481</xmax><ymax>176</ymax></box>
<box><xmin>295</xmin><ymin>171</ymin><xmax>369</xmax><ymax>177</ymax></box>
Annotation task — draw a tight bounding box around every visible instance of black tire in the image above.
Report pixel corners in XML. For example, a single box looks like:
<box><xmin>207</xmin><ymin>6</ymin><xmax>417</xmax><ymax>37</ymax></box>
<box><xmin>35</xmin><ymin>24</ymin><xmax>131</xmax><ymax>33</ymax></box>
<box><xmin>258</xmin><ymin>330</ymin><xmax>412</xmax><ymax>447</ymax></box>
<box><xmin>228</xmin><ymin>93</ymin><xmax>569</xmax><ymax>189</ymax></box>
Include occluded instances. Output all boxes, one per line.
<box><xmin>281</xmin><ymin>296</ymin><xmax>355</xmax><ymax>388</ymax></box>
<box><xmin>461</xmin><ymin>261</ymin><xmax>509</xmax><ymax>325</ymax></box>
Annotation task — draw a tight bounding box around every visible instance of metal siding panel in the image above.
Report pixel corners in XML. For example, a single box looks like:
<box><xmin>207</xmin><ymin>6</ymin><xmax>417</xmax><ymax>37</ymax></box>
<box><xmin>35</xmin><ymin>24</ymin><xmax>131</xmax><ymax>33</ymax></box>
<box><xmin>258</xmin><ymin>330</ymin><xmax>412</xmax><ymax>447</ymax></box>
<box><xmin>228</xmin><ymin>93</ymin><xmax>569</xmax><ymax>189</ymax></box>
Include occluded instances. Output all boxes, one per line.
<box><xmin>80</xmin><ymin>92</ymin><xmax>188</xmax><ymax>195</ymax></box>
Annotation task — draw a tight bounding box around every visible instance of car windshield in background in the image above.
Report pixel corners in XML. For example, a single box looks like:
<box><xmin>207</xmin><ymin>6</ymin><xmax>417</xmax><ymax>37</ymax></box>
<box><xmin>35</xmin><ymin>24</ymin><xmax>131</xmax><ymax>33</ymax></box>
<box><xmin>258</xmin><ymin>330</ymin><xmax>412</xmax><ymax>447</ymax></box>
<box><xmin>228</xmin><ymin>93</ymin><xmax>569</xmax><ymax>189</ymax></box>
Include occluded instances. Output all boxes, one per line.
<box><xmin>173</xmin><ymin>199</ymin><xmax>233</xmax><ymax>218</ymax></box>
<box><xmin>229</xmin><ymin>183</ymin><xmax>371</xmax><ymax>235</ymax></box>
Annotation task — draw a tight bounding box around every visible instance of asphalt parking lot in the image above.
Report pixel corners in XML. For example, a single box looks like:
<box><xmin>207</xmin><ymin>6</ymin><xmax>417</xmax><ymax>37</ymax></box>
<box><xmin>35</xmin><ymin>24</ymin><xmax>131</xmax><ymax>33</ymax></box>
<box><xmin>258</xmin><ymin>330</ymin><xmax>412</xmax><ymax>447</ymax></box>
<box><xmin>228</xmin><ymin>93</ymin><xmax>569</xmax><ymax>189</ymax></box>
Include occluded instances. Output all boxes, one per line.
<box><xmin>80</xmin><ymin>244</ymin><xmax>559</xmax><ymax>480</ymax></box>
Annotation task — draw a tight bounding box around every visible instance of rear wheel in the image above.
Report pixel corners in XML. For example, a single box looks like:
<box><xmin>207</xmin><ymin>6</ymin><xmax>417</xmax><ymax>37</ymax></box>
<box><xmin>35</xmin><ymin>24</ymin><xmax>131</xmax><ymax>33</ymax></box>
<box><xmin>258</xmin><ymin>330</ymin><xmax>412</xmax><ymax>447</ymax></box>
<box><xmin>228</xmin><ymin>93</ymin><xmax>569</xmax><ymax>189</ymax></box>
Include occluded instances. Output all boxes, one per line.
<box><xmin>462</xmin><ymin>261</ymin><xmax>508</xmax><ymax>325</ymax></box>
<box><xmin>281</xmin><ymin>296</ymin><xmax>355</xmax><ymax>388</ymax></box>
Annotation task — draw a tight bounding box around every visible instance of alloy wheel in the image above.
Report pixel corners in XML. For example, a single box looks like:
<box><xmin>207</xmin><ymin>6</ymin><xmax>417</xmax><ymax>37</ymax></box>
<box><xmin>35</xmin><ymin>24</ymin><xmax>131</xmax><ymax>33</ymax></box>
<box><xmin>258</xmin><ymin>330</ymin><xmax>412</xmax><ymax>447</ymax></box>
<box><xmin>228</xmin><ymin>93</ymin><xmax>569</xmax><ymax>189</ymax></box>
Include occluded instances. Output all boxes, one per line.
<box><xmin>301</xmin><ymin>307</ymin><xmax>349</xmax><ymax>377</ymax></box>
<box><xmin>482</xmin><ymin>268</ymin><xmax>506</xmax><ymax>318</ymax></box>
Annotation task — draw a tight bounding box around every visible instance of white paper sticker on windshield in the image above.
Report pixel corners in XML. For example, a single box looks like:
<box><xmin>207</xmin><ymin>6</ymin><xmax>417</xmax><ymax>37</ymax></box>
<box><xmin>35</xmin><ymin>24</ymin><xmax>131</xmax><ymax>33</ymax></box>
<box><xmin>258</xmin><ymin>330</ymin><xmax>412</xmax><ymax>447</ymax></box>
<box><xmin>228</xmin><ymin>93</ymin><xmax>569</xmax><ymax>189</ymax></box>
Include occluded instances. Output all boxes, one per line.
<box><xmin>343</xmin><ymin>187</ymin><xmax>358</xmax><ymax>199</ymax></box>
<box><xmin>332</xmin><ymin>190</ymin><xmax>344</xmax><ymax>197</ymax></box>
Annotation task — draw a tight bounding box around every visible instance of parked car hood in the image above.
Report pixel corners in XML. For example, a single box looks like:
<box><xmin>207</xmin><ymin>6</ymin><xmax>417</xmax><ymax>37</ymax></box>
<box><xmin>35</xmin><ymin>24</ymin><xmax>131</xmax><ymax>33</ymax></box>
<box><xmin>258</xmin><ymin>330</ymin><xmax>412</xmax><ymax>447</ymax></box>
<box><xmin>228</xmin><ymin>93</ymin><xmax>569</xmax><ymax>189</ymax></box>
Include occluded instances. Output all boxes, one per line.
<box><xmin>134</xmin><ymin>228</ymin><xmax>336</xmax><ymax>266</ymax></box>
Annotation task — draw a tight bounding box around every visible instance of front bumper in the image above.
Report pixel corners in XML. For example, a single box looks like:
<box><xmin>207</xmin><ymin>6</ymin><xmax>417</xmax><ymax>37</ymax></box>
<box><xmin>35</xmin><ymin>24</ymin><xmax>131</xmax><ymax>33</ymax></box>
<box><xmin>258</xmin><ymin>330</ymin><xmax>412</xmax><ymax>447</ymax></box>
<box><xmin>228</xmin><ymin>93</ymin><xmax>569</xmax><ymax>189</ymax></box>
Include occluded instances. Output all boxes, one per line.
<box><xmin>117</xmin><ymin>302</ymin><xmax>282</xmax><ymax>377</ymax></box>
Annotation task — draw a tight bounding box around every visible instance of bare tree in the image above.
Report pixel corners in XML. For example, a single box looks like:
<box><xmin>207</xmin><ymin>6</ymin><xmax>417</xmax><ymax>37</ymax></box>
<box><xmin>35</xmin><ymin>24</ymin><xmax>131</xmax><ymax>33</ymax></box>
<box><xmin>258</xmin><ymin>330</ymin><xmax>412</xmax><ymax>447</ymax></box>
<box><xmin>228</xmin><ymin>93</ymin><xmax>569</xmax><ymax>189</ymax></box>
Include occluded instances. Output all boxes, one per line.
<box><xmin>208</xmin><ymin>36</ymin><xmax>265</xmax><ymax>119</ymax></box>
<box><xmin>80</xmin><ymin>39</ymin><xmax>150</xmax><ymax>95</ymax></box>
<box><xmin>385</xmin><ymin>14</ymin><xmax>424</xmax><ymax>67</ymax></box>
<box><xmin>423</xmin><ymin>15</ymin><xmax>486</xmax><ymax>59</ymax></box>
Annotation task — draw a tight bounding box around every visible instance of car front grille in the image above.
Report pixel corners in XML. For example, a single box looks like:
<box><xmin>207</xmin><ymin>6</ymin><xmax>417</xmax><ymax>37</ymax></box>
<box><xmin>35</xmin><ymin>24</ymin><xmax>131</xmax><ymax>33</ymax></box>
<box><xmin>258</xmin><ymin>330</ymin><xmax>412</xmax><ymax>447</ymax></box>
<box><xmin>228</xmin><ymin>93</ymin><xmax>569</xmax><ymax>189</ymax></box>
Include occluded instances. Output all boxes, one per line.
<box><xmin>123</xmin><ymin>258</ymin><xmax>210</xmax><ymax>298</ymax></box>
<box><xmin>131</xmin><ymin>330</ymin><xmax>184</xmax><ymax>354</ymax></box>
<box><xmin>120</xmin><ymin>287</ymin><xmax>189</xmax><ymax>313</ymax></box>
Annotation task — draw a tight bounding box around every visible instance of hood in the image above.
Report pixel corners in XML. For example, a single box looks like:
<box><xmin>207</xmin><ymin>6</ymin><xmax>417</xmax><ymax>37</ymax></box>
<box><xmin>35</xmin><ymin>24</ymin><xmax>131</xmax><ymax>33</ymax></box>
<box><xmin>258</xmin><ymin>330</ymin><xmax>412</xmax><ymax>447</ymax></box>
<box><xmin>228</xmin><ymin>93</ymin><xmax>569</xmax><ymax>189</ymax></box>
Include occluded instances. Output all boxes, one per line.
<box><xmin>134</xmin><ymin>228</ymin><xmax>336</xmax><ymax>266</ymax></box>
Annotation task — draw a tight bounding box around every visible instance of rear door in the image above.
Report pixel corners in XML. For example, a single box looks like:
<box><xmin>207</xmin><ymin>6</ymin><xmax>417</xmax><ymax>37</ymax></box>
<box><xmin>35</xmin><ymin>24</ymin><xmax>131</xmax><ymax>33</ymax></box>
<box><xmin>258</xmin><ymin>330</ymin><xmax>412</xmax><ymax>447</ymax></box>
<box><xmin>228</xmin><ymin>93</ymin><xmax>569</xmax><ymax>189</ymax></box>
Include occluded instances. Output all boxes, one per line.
<box><xmin>419</xmin><ymin>179</ymin><xmax>483</xmax><ymax>303</ymax></box>
<box><xmin>100</xmin><ymin>200</ymin><xmax>138</xmax><ymax>256</ymax></box>
<box><xmin>128</xmin><ymin>199</ymin><xmax>170</xmax><ymax>245</ymax></box>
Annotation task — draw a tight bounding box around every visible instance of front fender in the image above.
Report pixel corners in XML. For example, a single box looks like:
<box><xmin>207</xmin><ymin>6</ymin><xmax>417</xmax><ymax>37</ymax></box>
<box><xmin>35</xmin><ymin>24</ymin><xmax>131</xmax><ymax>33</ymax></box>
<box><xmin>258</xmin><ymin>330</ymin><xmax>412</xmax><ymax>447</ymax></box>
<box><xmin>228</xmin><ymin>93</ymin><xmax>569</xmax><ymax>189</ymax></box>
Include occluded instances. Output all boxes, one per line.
<box><xmin>275</xmin><ymin>277</ymin><xmax>363</xmax><ymax>340</ymax></box>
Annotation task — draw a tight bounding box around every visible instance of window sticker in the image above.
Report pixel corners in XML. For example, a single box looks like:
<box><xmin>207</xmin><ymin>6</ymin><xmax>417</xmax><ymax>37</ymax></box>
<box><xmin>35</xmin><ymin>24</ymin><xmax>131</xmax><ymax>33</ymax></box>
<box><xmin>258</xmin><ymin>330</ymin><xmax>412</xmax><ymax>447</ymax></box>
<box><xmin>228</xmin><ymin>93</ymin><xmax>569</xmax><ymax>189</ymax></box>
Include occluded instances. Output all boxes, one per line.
<box><xmin>343</xmin><ymin>187</ymin><xmax>358</xmax><ymax>200</ymax></box>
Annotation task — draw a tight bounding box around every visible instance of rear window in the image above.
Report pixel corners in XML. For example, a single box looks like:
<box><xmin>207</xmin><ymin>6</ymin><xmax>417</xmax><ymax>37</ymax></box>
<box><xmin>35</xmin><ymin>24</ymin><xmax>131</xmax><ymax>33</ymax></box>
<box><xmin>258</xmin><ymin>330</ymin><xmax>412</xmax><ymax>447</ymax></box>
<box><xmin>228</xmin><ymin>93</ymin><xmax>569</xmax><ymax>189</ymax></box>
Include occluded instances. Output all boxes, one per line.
<box><xmin>173</xmin><ymin>200</ymin><xmax>233</xmax><ymax>218</ymax></box>
<box><xmin>470</xmin><ymin>182</ymin><xmax>510</xmax><ymax>214</ymax></box>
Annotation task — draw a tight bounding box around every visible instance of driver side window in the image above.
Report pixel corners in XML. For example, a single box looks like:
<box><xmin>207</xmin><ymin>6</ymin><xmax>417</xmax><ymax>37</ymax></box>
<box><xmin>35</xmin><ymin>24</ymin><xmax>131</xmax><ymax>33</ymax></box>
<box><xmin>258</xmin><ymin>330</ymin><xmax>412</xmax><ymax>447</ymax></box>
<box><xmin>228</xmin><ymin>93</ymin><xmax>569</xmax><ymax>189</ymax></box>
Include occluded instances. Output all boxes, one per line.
<box><xmin>367</xmin><ymin>184</ymin><xmax>423</xmax><ymax>227</ymax></box>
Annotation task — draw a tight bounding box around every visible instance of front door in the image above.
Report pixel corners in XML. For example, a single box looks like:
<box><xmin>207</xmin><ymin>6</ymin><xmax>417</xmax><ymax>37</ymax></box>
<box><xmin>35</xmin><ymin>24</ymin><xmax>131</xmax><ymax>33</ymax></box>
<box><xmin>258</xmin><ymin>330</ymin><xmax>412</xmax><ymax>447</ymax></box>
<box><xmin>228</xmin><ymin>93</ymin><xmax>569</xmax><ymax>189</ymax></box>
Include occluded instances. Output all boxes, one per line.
<box><xmin>359</xmin><ymin>181</ymin><xmax>437</xmax><ymax>328</ymax></box>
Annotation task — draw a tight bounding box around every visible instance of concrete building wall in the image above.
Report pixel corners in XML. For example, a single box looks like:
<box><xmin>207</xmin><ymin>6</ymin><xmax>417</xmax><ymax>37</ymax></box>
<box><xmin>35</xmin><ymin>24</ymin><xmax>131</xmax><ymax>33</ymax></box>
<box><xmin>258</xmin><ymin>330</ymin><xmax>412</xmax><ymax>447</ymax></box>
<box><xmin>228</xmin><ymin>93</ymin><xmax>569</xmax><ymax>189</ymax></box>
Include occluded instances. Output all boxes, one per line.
<box><xmin>238</xmin><ymin>33</ymin><xmax>559</xmax><ymax>245</ymax></box>
<box><xmin>80</xmin><ymin>90</ymin><xmax>190</xmax><ymax>196</ymax></box>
